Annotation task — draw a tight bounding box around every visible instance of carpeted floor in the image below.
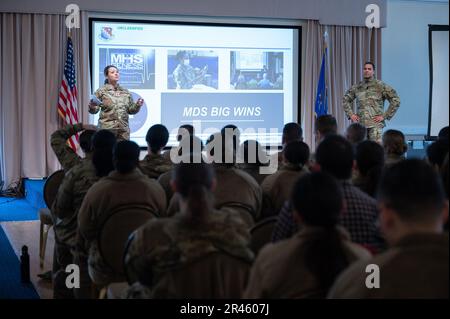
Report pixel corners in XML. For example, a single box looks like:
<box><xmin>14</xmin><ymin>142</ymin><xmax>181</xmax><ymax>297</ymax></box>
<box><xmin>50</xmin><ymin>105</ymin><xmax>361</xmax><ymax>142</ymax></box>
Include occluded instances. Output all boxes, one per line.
<box><xmin>0</xmin><ymin>225</ymin><xmax>40</xmax><ymax>299</ymax></box>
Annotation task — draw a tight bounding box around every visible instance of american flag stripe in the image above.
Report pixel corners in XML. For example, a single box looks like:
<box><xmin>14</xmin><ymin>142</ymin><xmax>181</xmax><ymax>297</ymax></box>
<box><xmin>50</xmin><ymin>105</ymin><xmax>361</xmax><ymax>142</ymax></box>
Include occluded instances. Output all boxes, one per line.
<box><xmin>57</xmin><ymin>37</ymin><xmax>79</xmax><ymax>151</ymax></box>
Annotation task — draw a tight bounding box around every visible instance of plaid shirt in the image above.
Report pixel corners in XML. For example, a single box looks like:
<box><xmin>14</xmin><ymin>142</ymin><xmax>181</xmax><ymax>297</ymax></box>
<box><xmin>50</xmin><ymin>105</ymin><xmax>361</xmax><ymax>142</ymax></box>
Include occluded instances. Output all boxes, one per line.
<box><xmin>272</xmin><ymin>180</ymin><xmax>385</xmax><ymax>253</ymax></box>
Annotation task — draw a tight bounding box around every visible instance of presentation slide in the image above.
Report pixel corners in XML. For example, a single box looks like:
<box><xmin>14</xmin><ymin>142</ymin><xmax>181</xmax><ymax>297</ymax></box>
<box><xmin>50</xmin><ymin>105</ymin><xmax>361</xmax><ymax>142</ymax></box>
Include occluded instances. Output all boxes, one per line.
<box><xmin>429</xmin><ymin>27</ymin><xmax>449</xmax><ymax>137</ymax></box>
<box><xmin>90</xmin><ymin>20</ymin><xmax>299</xmax><ymax>146</ymax></box>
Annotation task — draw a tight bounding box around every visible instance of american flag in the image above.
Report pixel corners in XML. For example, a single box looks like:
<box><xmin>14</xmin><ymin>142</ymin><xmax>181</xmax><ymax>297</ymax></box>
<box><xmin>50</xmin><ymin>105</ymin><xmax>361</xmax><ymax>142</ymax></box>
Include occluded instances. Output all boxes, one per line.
<box><xmin>57</xmin><ymin>37</ymin><xmax>79</xmax><ymax>151</ymax></box>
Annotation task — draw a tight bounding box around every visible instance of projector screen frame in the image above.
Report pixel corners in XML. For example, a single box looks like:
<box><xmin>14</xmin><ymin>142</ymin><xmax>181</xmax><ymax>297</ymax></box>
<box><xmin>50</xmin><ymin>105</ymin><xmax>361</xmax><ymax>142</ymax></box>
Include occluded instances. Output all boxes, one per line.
<box><xmin>88</xmin><ymin>17</ymin><xmax>302</xmax><ymax>147</ymax></box>
<box><xmin>427</xmin><ymin>24</ymin><xmax>449</xmax><ymax>140</ymax></box>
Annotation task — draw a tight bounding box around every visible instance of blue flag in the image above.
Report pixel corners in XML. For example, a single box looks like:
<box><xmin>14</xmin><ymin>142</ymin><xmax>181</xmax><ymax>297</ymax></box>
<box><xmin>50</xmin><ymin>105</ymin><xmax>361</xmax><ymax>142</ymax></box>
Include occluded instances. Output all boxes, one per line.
<box><xmin>314</xmin><ymin>48</ymin><xmax>328</xmax><ymax>117</ymax></box>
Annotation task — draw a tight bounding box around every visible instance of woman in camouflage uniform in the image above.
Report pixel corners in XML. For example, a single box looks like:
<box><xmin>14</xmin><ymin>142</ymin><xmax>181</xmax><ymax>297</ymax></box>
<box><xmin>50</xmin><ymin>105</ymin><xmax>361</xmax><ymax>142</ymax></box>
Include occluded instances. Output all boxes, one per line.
<box><xmin>89</xmin><ymin>65</ymin><xmax>144</xmax><ymax>141</ymax></box>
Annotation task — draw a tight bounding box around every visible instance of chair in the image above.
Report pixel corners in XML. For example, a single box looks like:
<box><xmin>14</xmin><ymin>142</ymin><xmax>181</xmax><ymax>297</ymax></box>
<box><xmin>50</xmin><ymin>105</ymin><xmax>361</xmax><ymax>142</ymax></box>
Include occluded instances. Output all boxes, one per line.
<box><xmin>38</xmin><ymin>169</ymin><xmax>65</xmax><ymax>268</ymax></box>
<box><xmin>96</xmin><ymin>207</ymin><xmax>156</xmax><ymax>287</ymax></box>
<box><xmin>249</xmin><ymin>216</ymin><xmax>278</xmax><ymax>255</ymax></box>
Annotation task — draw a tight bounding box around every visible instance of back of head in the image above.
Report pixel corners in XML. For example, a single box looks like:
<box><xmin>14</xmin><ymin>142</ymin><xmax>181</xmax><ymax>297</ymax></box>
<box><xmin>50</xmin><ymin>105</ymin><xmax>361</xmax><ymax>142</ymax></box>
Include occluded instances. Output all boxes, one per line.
<box><xmin>426</xmin><ymin>139</ymin><xmax>449</xmax><ymax>168</ymax></box>
<box><xmin>356</xmin><ymin>140</ymin><xmax>384</xmax><ymax>176</ymax></box>
<box><xmin>382</xmin><ymin>129</ymin><xmax>407</xmax><ymax>156</ymax></box>
<box><xmin>438</xmin><ymin>126</ymin><xmax>449</xmax><ymax>141</ymax></box>
<box><xmin>79</xmin><ymin>129</ymin><xmax>96</xmax><ymax>153</ymax></box>
<box><xmin>315</xmin><ymin>115</ymin><xmax>338</xmax><ymax>137</ymax></box>
<box><xmin>282</xmin><ymin>122</ymin><xmax>303</xmax><ymax>144</ymax></box>
<box><xmin>283</xmin><ymin>141</ymin><xmax>310</xmax><ymax>167</ymax></box>
<box><xmin>113</xmin><ymin>140</ymin><xmax>140</xmax><ymax>174</ymax></box>
<box><xmin>346</xmin><ymin>123</ymin><xmax>367</xmax><ymax>145</ymax></box>
<box><xmin>291</xmin><ymin>172</ymin><xmax>348</xmax><ymax>292</ymax></box>
<box><xmin>378</xmin><ymin>159</ymin><xmax>446</xmax><ymax>223</ymax></box>
<box><xmin>146</xmin><ymin>124</ymin><xmax>169</xmax><ymax>153</ymax></box>
<box><xmin>92</xmin><ymin>130</ymin><xmax>117</xmax><ymax>177</ymax></box>
<box><xmin>173</xmin><ymin>162</ymin><xmax>215</xmax><ymax>220</ymax></box>
<box><xmin>316</xmin><ymin>135</ymin><xmax>353</xmax><ymax>180</ymax></box>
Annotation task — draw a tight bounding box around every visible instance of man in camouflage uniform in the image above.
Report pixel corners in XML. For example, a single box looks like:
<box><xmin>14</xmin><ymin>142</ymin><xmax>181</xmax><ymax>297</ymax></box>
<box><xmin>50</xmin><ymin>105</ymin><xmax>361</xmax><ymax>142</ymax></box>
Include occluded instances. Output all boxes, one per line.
<box><xmin>139</xmin><ymin>124</ymin><xmax>172</xmax><ymax>179</ymax></box>
<box><xmin>89</xmin><ymin>65</ymin><xmax>143</xmax><ymax>141</ymax></box>
<box><xmin>50</xmin><ymin>123</ymin><xmax>98</xmax><ymax>298</ymax></box>
<box><xmin>343</xmin><ymin>62</ymin><xmax>400</xmax><ymax>143</ymax></box>
<box><xmin>50</xmin><ymin>123</ymin><xmax>97</xmax><ymax>171</ymax></box>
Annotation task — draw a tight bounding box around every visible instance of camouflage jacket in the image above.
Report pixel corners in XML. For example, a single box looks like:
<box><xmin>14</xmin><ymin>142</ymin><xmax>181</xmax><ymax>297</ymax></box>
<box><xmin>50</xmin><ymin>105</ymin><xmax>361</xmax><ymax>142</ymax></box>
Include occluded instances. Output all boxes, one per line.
<box><xmin>77</xmin><ymin>169</ymin><xmax>167</xmax><ymax>285</ymax></box>
<box><xmin>343</xmin><ymin>77</ymin><xmax>400</xmax><ymax>128</ymax></box>
<box><xmin>89</xmin><ymin>84</ymin><xmax>141</xmax><ymax>140</ymax></box>
<box><xmin>138</xmin><ymin>153</ymin><xmax>172</xmax><ymax>180</ymax></box>
<box><xmin>51</xmin><ymin>156</ymin><xmax>99</xmax><ymax>248</ymax></box>
<box><xmin>50</xmin><ymin>123</ymin><xmax>84</xmax><ymax>171</ymax></box>
<box><xmin>124</xmin><ymin>209</ymin><xmax>254</xmax><ymax>298</ymax></box>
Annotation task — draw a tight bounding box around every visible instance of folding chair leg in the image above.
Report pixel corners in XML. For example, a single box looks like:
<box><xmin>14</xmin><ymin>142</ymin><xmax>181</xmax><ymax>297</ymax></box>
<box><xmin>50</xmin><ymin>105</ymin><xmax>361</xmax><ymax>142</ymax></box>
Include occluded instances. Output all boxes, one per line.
<box><xmin>39</xmin><ymin>222</ymin><xmax>44</xmax><ymax>268</ymax></box>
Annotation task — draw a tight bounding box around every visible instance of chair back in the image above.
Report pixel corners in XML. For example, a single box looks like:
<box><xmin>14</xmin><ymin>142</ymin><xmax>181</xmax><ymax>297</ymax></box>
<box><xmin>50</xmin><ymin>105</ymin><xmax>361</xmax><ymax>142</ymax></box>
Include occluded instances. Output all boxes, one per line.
<box><xmin>43</xmin><ymin>170</ymin><xmax>65</xmax><ymax>208</ymax></box>
<box><xmin>98</xmin><ymin>207</ymin><xmax>155</xmax><ymax>280</ymax></box>
<box><xmin>249</xmin><ymin>216</ymin><xmax>278</xmax><ymax>254</ymax></box>
<box><xmin>151</xmin><ymin>251</ymin><xmax>251</xmax><ymax>299</ymax></box>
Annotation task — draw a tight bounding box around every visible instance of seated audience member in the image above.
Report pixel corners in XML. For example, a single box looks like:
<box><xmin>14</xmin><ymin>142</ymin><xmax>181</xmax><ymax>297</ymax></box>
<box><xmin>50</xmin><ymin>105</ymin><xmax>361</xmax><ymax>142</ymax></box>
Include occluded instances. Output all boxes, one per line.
<box><xmin>382</xmin><ymin>129</ymin><xmax>407</xmax><ymax>167</ymax></box>
<box><xmin>77</xmin><ymin>140</ymin><xmax>167</xmax><ymax>289</ymax></box>
<box><xmin>139</xmin><ymin>124</ymin><xmax>172</xmax><ymax>179</ymax></box>
<box><xmin>245</xmin><ymin>172</ymin><xmax>371</xmax><ymax>298</ymax></box>
<box><xmin>73</xmin><ymin>129</ymin><xmax>117</xmax><ymax>299</ymax></box>
<box><xmin>315</xmin><ymin>115</ymin><xmax>338</xmax><ymax>144</ymax></box>
<box><xmin>261</xmin><ymin>141</ymin><xmax>310</xmax><ymax>219</ymax></box>
<box><xmin>328</xmin><ymin>159</ymin><xmax>449</xmax><ymax>298</ymax></box>
<box><xmin>353</xmin><ymin>140</ymin><xmax>385</xmax><ymax>197</ymax></box>
<box><xmin>50</xmin><ymin>125</ymin><xmax>98</xmax><ymax>298</ymax></box>
<box><xmin>158</xmin><ymin>136</ymin><xmax>204</xmax><ymax>206</ymax></box>
<box><xmin>50</xmin><ymin>123</ymin><xmax>97</xmax><ymax>171</ymax></box>
<box><xmin>167</xmin><ymin>132</ymin><xmax>262</xmax><ymax>227</ymax></box>
<box><xmin>125</xmin><ymin>162</ymin><xmax>254</xmax><ymax>299</ymax></box>
<box><xmin>426</xmin><ymin>138</ymin><xmax>449</xmax><ymax>172</ymax></box>
<box><xmin>271</xmin><ymin>122</ymin><xmax>303</xmax><ymax>169</ymax></box>
<box><xmin>272</xmin><ymin>135</ymin><xmax>385</xmax><ymax>253</ymax></box>
<box><xmin>237</xmin><ymin>140</ymin><xmax>270</xmax><ymax>185</ymax></box>
<box><xmin>346</xmin><ymin>123</ymin><xmax>367</xmax><ymax>149</ymax></box>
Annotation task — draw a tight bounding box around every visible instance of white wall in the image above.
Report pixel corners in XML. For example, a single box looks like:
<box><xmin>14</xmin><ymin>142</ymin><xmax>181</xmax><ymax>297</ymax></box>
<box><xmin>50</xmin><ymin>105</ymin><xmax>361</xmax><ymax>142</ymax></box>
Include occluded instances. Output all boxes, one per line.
<box><xmin>382</xmin><ymin>0</ymin><xmax>449</xmax><ymax>135</ymax></box>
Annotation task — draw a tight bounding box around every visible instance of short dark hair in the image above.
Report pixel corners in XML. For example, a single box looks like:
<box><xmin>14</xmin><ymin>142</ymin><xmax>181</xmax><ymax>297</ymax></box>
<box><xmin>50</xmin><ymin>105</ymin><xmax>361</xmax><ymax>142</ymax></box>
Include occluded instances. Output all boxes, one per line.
<box><xmin>315</xmin><ymin>115</ymin><xmax>337</xmax><ymax>136</ymax></box>
<box><xmin>426</xmin><ymin>139</ymin><xmax>449</xmax><ymax>168</ymax></box>
<box><xmin>346</xmin><ymin>123</ymin><xmax>367</xmax><ymax>145</ymax></box>
<box><xmin>316</xmin><ymin>135</ymin><xmax>353</xmax><ymax>179</ymax></box>
<box><xmin>438</xmin><ymin>126</ymin><xmax>449</xmax><ymax>141</ymax></box>
<box><xmin>103</xmin><ymin>65</ymin><xmax>118</xmax><ymax>84</ymax></box>
<box><xmin>92</xmin><ymin>130</ymin><xmax>117</xmax><ymax>177</ymax></box>
<box><xmin>113</xmin><ymin>140</ymin><xmax>140</xmax><ymax>174</ymax></box>
<box><xmin>382</xmin><ymin>129</ymin><xmax>407</xmax><ymax>156</ymax></box>
<box><xmin>146</xmin><ymin>124</ymin><xmax>169</xmax><ymax>153</ymax></box>
<box><xmin>283</xmin><ymin>141</ymin><xmax>310</xmax><ymax>167</ymax></box>
<box><xmin>79</xmin><ymin>129</ymin><xmax>96</xmax><ymax>153</ymax></box>
<box><xmin>378</xmin><ymin>159</ymin><xmax>446</xmax><ymax>222</ymax></box>
<box><xmin>364</xmin><ymin>61</ymin><xmax>375</xmax><ymax>70</ymax></box>
<box><xmin>356</xmin><ymin>140</ymin><xmax>384</xmax><ymax>176</ymax></box>
<box><xmin>282</xmin><ymin>122</ymin><xmax>303</xmax><ymax>143</ymax></box>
